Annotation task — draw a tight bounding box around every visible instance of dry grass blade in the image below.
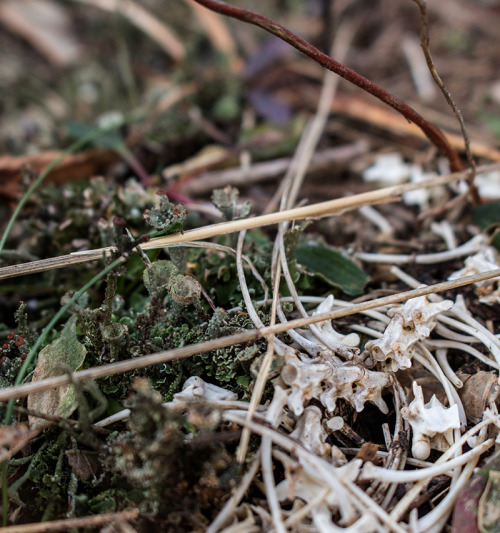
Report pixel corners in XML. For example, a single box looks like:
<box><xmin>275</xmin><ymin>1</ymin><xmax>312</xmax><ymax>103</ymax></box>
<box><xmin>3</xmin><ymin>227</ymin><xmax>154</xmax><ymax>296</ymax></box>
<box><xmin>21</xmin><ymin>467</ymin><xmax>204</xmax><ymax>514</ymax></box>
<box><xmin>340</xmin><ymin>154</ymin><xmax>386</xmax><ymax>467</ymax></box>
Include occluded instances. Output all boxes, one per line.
<box><xmin>74</xmin><ymin>0</ymin><xmax>184</xmax><ymax>61</ymax></box>
<box><xmin>330</xmin><ymin>95</ymin><xmax>500</xmax><ymax>163</ymax></box>
<box><xmin>1</xmin><ymin>268</ymin><xmax>499</xmax><ymax>403</ymax></box>
<box><xmin>3</xmin><ymin>163</ymin><xmax>499</xmax><ymax>282</ymax></box>
<box><xmin>0</xmin><ymin>509</ymin><xmax>139</xmax><ymax>532</ymax></box>
<box><xmin>176</xmin><ymin>143</ymin><xmax>368</xmax><ymax>196</ymax></box>
<box><xmin>183</xmin><ymin>0</ymin><xmax>240</xmax><ymax>71</ymax></box>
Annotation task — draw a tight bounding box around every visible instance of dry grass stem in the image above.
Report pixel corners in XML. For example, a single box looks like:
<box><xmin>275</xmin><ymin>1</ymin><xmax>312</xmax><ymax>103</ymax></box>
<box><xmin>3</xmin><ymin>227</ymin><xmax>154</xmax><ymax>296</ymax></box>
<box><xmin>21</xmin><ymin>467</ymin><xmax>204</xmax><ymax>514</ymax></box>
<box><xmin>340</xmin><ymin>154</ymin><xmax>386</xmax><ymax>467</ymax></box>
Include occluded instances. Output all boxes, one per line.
<box><xmin>3</xmin><ymin>162</ymin><xmax>498</xmax><ymax>283</ymax></box>
<box><xmin>0</xmin><ymin>267</ymin><xmax>499</xmax><ymax>403</ymax></box>
<box><xmin>74</xmin><ymin>0</ymin><xmax>184</xmax><ymax>61</ymax></box>
<box><xmin>178</xmin><ymin>142</ymin><xmax>368</xmax><ymax>196</ymax></box>
<box><xmin>0</xmin><ymin>509</ymin><xmax>139</xmax><ymax>533</ymax></box>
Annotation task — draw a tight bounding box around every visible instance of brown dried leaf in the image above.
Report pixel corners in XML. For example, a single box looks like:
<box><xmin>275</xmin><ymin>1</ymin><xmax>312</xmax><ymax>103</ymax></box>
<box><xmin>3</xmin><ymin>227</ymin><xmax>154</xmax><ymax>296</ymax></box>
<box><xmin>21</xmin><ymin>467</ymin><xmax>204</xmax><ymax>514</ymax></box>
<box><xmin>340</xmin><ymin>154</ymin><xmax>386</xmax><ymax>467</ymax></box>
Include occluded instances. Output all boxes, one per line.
<box><xmin>452</xmin><ymin>450</ymin><xmax>500</xmax><ymax>533</ymax></box>
<box><xmin>478</xmin><ymin>470</ymin><xmax>500</xmax><ymax>533</ymax></box>
<box><xmin>0</xmin><ymin>149</ymin><xmax>118</xmax><ymax>201</ymax></box>
<box><xmin>457</xmin><ymin>371</ymin><xmax>500</xmax><ymax>424</ymax></box>
<box><xmin>65</xmin><ymin>450</ymin><xmax>101</xmax><ymax>481</ymax></box>
<box><xmin>355</xmin><ymin>442</ymin><xmax>379</xmax><ymax>464</ymax></box>
<box><xmin>0</xmin><ymin>424</ymin><xmax>39</xmax><ymax>462</ymax></box>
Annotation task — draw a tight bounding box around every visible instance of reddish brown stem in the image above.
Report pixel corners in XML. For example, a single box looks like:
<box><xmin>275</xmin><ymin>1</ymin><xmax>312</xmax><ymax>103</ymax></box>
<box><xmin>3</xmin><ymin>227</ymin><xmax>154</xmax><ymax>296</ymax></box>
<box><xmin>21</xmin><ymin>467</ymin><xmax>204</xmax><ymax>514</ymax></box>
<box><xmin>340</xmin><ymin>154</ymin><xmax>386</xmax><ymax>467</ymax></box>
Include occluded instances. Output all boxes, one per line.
<box><xmin>192</xmin><ymin>0</ymin><xmax>464</xmax><ymax>172</ymax></box>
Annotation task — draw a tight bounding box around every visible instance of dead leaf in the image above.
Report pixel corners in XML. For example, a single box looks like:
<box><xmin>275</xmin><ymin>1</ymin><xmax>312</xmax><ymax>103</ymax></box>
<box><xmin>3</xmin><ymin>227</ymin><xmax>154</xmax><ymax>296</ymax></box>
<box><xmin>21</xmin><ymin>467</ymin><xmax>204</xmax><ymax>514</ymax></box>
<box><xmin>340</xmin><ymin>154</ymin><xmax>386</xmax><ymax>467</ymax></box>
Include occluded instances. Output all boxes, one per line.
<box><xmin>0</xmin><ymin>149</ymin><xmax>118</xmax><ymax>201</ymax></box>
<box><xmin>478</xmin><ymin>470</ymin><xmax>500</xmax><ymax>533</ymax></box>
<box><xmin>0</xmin><ymin>0</ymin><xmax>83</xmax><ymax>67</ymax></box>
<box><xmin>27</xmin><ymin>315</ymin><xmax>87</xmax><ymax>429</ymax></box>
<box><xmin>65</xmin><ymin>450</ymin><xmax>101</xmax><ymax>481</ymax></box>
<box><xmin>355</xmin><ymin>442</ymin><xmax>379</xmax><ymax>464</ymax></box>
<box><xmin>452</xmin><ymin>450</ymin><xmax>500</xmax><ymax>533</ymax></box>
<box><xmin>457</xmin><ymin>371</ymin><xmax>500</xmax><ymax>425</ymax></box>
<box><xmin>0</xmin><ymin>424</ymin><xmax>39</xmax><ymax>462</ymax></box>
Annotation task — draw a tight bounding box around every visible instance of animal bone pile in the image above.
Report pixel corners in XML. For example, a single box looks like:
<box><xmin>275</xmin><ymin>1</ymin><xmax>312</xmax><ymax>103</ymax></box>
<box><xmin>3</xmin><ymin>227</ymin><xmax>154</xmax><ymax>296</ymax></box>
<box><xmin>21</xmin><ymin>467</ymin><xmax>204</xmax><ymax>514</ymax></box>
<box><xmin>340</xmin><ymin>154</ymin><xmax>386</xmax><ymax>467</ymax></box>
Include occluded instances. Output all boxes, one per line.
<box><xmin>168</xmin><ymin>242</ymin><xmax>500</xmax><ymax>532</ymax></box>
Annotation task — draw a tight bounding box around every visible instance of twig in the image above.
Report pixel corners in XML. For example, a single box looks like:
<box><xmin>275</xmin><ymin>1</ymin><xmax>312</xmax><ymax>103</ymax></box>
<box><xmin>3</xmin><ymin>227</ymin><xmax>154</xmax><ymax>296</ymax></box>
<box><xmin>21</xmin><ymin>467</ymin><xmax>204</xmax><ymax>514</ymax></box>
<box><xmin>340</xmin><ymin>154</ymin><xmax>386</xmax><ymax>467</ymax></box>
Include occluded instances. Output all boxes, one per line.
<box><xmin>1</xmin><ymin>268</ymin><xmax>500</xmax><ymax>402</ymax></box>
<box><xmin>235</xmin><ymin>230</ymin><xmax>281</xmax><ymax>463</ymax></box>
<box><xmin>0</xmin><ymin>509</ymin><xmax>138</xmax><ymax>533</ymax></box>
<box><xmin>2</xmin><ymin>163</ymin><xmax>499</xmax><ymax>282</ymax></box>
<box><xmin>411</xmin><ymin>0</ymin><xmax>477</xmax><ymax>202</ymax></box>
<box><xmin>191</xmin><ymin>0</ymin><xmax>463</xmax><ymax>172</ymax></box>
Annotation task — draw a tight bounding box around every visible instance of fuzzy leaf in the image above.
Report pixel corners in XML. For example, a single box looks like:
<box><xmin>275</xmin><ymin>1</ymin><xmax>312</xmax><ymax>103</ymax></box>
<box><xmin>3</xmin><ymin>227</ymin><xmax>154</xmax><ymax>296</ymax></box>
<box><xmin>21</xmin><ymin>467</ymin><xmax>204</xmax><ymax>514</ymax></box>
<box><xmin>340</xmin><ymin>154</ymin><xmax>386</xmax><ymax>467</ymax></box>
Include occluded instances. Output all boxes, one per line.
<box><xmin>27</xmin><ymin>315</ymin><xmax>86</xmax><ymax>428</ymax></box>
<box><xmin>295</xmin><ymin>244</ymin><xmax>371</xmax><ymax>296</ymax></box>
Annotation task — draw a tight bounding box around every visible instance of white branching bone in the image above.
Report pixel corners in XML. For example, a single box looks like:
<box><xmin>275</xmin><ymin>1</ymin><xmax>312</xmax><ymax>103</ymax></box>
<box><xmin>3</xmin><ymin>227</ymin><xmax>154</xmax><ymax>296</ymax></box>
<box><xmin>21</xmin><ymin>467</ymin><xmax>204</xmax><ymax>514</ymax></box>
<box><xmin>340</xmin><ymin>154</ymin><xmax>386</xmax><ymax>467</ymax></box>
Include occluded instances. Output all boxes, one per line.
<box><xmin>364</xmin><ymin>295</ymin><xmax>453</xmax><ymax>371</ymax></box>
<box><xmin>275</xmin><ymin>455</ymin><xmax>363</xmax><ymax>525</ymax></box>
<box><xmin>290</xmin><ymin>405</ymin><xmax>331</xmax><ymax>458</ymax></box>
<box><xmin>299</xmin><ymin>295</ymin><xmax>361</xmax><ymax>349</ymax></box>
<box><xmin>449</xmin><ymin>246</ymin><xmax>500</xmax><ymax>305</ymax></box>
<box><xmin>281</xmin><ymin>352</ymin><xmax>391</xmax><ymax>416</ymax></box>
<box><xmin>401</xmin><ymin>382</ymin><xmax>461</xmax><ymax>460</ymax></box>
<box><xmin>173</xmin><ymin>376</ymin><xmax>237</xmax><ymax>402</ymax></box>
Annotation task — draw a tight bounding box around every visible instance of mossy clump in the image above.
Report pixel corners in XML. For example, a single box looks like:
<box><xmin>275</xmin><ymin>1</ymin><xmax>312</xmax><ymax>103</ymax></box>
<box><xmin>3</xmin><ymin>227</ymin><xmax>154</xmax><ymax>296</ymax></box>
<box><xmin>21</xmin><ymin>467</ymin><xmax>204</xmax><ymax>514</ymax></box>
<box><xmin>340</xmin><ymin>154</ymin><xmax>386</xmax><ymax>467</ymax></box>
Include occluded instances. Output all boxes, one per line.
<box><xmin>101</xmin><ymin>378</ymin><xmax>241</xmax><ymax>528</ymax></box>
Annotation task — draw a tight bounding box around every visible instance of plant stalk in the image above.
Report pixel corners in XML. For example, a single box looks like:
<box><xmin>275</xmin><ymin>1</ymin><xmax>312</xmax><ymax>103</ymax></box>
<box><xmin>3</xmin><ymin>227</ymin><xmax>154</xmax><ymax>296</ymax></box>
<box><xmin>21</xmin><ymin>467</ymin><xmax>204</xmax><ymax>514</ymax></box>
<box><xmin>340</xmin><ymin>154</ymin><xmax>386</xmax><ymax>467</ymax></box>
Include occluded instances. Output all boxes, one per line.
<box><xmin>192</xmin><ymin>0</ymin><xmax>464</xmax><ymax>172</ymax></box>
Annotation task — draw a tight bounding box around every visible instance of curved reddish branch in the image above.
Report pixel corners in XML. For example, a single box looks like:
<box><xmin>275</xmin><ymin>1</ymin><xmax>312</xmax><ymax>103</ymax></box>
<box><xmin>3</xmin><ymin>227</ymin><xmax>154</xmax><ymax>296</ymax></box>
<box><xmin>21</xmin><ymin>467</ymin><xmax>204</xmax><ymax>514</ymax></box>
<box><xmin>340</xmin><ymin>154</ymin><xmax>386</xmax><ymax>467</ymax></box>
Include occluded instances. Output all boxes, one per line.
<box><xmin>192</xmin><ymin>0</ymin><xmax>464</xmax><ymax>172</ymax></box>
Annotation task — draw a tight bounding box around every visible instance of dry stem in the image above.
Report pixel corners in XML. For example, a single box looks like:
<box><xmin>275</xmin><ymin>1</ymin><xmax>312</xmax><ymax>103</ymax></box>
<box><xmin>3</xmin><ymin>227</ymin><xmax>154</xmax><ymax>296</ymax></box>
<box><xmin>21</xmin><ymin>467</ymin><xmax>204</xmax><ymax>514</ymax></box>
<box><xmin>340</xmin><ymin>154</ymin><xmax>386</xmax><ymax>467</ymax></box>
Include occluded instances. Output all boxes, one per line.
<box><xmin>1</xmin><ymin>268</ymin><xmax>499</xmax><ymax>403</ymax></box>
<box><xmin>3</xmin><ymin>163</ymin><xmax>499</xmax><ymax>282</ymax></box>
<box><xmin>192</xmin><ymin>0</ymin><xmax>463</xmax><ymax>171</ymax></box>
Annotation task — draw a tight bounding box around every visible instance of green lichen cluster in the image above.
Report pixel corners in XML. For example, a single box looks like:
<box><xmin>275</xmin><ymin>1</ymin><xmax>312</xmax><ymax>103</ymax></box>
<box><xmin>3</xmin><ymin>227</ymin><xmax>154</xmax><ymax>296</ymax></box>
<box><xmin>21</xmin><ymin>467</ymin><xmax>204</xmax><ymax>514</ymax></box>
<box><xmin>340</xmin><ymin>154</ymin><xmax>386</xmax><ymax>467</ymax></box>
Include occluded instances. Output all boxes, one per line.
<box><xmin>0</xmin><ymin>179</ymin><xmax>280</xmax><ymax>527</ymax></box>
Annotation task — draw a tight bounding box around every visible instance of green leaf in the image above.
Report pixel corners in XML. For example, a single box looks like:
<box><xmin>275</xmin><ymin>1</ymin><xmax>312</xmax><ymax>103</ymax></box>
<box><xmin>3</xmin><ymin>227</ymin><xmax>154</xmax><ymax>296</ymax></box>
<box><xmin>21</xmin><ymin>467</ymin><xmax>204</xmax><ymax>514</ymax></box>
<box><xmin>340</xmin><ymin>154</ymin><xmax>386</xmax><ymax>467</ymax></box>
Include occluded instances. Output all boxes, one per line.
<box><xmin>295</xmin><ymin>244</ymin><xmax>371</xmax><ymax>296</ymax></box>
<box><xmin>27</xmin><ymin>315</ymin><xmax>87</xmax><ymax>428</ymax></box>
<box><xmin>473</xmin><ymin>202</ymin><xmax>500</xmax><ymax>229</ymax></box>
<box><xmin>472</xmin><ymin>202</ymin><xmax>500</xmax><ymax>250</ymax></box>
<box><xmin>66</xmin><ymin>121</ymin><xmax>124</xmax><ymax>151</ymax></box>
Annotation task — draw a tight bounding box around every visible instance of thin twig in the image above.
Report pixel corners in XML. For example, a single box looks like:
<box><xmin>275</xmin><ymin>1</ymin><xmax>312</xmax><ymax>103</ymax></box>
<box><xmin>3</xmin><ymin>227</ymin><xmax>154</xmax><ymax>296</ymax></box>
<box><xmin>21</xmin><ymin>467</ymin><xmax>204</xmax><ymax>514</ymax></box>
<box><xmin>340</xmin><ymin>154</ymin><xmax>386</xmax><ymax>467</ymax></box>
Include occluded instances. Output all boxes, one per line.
<box><xmin>191</xmin><ymin>0</ymin><xmax>463</xmax><ymax>171</ymax></box>
<box><xmin>0</xmin><ymin>509</ymin><xmax>139</xmax><ymax>533</ymax></box>
<box><xmin>411</xmin><ymin>0</ymin><xmax>478</xmax><ymax>201</ymax></box>
<box><xmin>3</xmin><ymin>162</ymin><xmax>496</xmax><ymax>283</ymax></box>
<box><xmin>1</xmin><ymin>267</ymin><xmax>500</xmax><ymax>402</ymax></box>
